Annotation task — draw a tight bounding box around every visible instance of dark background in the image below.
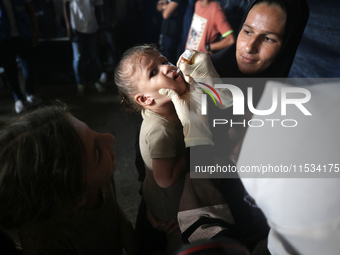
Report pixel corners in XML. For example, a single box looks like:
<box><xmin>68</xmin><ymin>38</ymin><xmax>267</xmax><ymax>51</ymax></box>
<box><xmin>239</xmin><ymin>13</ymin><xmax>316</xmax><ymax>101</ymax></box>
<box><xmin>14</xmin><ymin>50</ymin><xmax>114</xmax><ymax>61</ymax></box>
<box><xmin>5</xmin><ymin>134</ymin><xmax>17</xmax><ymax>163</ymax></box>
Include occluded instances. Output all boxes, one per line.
<box><xmin>22</xmin><ymin>0</ymin><xmax>340</xmax><ymax>86</ymax></box>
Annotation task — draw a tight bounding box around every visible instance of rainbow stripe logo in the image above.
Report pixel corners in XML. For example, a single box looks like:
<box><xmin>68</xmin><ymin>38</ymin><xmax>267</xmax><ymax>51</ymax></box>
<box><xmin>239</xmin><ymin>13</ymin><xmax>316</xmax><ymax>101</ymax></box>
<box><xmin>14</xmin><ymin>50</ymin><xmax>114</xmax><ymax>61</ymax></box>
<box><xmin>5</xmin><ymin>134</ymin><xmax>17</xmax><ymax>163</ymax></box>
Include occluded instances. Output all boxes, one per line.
<box><xmin>197</xmin><ymin>82</ymin><xmax>223</xmax><ymax>107</ymax></box>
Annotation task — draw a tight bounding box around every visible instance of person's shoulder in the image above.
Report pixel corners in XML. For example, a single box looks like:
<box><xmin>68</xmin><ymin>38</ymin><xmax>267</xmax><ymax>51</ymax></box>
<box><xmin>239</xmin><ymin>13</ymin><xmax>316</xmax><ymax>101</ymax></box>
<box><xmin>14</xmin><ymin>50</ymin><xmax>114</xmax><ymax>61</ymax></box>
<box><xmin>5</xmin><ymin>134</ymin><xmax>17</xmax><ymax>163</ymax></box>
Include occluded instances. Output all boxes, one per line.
<box><xmin>142</xmin><ymin>110</ymin><xmax>171</xmax><ymax>125</ymax></box>
<box><xmin>142</xmin><ymin>118</ymin><xmax>179</xmax><ymax>144</ymax></box>
<box><xmin>141</xmin><ymin>111</ymin><xmax>167</xmax><ymax>134</ymax></box>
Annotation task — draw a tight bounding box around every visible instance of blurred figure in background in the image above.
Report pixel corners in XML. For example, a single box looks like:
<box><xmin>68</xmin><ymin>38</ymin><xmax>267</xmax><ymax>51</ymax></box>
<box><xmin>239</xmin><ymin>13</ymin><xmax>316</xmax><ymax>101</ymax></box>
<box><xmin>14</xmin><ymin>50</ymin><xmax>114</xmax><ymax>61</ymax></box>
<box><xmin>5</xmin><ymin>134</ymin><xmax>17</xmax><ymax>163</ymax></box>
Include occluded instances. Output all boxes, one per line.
<box><xmin>63</xmin><ymin>0</ymin><xmax>106</xmax><ymax>96</ymax></box>
<box><xmin>0</xmin><ymin>0</ymin><xmax>39</xmax><ymax>113</ymax></box>
<box><xmin>97</xmin><ymin>0</ymin><xmax>118</xmax><ymax>76</ymax></box>
<box><xmin>180</xmin><ymin>0</ymin><xmax>195</xmax><ymax>52</ymax></box>
<box><xmin>157</xmin><ymin>0</ymin><xmax>187</xmax><ymax>64</ymax></box>
<box><xmin>185</xmin><ymin>0</ymin><xmax>235</xmax><ymax>55</ymax></box>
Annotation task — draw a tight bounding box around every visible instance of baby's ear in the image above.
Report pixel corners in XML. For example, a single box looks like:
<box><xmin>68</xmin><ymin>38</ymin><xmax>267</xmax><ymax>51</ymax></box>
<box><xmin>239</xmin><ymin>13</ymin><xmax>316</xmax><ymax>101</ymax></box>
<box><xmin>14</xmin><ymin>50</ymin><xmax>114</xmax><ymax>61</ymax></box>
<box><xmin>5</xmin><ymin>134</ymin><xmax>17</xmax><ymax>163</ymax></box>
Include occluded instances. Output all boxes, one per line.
<box><xmin>135</xmin><ymin>93</ymin><xmax>154</xmax><ymax>107</ymax></box>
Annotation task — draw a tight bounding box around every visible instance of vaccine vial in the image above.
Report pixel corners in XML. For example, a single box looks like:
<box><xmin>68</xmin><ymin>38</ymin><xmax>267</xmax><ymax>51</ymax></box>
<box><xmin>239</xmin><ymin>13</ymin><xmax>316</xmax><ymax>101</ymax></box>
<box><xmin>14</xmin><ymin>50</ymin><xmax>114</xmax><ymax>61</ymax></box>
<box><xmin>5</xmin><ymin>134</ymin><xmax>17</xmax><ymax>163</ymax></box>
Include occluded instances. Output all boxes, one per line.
<box><xmin>181</xmin><ymin>49</ymin><xmax>194</xmax><ymax>64</ymax></box>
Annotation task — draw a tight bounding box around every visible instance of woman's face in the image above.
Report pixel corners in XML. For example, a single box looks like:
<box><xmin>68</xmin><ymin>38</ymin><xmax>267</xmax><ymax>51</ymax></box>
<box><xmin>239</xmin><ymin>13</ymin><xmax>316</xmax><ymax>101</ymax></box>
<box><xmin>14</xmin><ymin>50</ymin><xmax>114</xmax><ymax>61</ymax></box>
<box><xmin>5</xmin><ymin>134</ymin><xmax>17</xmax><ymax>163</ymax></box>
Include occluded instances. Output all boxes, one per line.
<box><xmin>236</xmin><ymin>3</ymin><xmax>286</xmax><ymax>74</ymax></box>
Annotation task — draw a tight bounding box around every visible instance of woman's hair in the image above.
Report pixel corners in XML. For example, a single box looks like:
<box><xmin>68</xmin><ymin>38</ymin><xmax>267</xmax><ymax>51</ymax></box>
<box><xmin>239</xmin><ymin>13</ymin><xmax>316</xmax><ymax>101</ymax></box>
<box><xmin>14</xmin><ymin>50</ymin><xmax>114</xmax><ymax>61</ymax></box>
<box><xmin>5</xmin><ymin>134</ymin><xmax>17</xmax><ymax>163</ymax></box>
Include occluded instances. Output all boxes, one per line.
<box><xmin>0</xmin><ymin>102</ymin><xmax>85</xmax><ymax>229</ymax></box>
<box><xmin>253</xmin><ymin>0</ymin><xmax>288</xmax><ymax>46</ymax></box>
<box><xmin>114</xmin><ymin>44</ymin><xmax>161</xmax><ymax>112</ymax></box>
<box><xmin>254</xmin><ymin>0</ymin><xmax>287</xmax><ymax>14</ymax></box>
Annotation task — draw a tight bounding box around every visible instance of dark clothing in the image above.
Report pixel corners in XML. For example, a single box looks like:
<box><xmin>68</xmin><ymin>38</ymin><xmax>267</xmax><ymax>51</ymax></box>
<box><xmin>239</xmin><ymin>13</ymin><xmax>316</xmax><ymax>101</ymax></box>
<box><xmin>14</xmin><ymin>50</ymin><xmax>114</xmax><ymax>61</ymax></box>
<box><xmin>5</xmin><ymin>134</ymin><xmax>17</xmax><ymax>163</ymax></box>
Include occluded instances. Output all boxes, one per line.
<box><xmin>0</xmin><ymin>0</ymin><xmax>36</xmax><ymax>102</ymax></box>
<box><xmin>180</xmin><ymin>0</ymin><xmax>195</xmax><ymax>52</ymax></box>
<box><xmin>160</xmin><ymin>34</ymin><xmax>178</xmax><ymax>64</ymax></box>
<box><xmin>211</xmin><ymin>0</ymin><xmax>309</xmax><ymax>78</ymax></box>
<box><xmin>0</xmin><ymin>0</ymin><xmax>33</xmax><ymax>41</ymax></box>
<box><xmin>160</xmin><ymin>0</ymin><xmax>186</xmax><ymax>37</ymax></box>
<box><xmin>100</xmin><ymin>0</ymin><xmax>115</xmax><ymax>28</ymax></box>
<box><xmin>159</xmin><ymin>0</ymin><xmax>187</xmax><ymax>64</ymax></box>
<box><xmin>0</xmin><ymin>38</ymin><xmax>35</xmax><ymax>101</ymax></box>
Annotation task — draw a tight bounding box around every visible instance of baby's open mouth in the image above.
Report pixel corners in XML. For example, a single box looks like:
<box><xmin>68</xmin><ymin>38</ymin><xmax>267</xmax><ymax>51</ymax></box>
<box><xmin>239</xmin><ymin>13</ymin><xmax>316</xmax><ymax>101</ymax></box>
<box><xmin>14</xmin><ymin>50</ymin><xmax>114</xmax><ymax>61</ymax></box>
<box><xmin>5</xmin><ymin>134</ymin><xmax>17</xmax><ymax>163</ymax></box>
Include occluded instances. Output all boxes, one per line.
<box><xmin>174</xmin><ymin>69</ymin><xmax>182</xmax><ymax>81</ymax></box>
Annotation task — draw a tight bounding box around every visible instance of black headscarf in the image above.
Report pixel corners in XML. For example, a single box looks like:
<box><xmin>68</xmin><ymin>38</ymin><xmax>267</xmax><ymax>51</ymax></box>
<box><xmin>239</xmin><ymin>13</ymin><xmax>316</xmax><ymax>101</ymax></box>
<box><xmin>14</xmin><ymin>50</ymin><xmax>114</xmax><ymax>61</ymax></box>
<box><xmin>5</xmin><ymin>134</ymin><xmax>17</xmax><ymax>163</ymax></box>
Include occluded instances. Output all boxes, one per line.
<box><xmin>211</xmin><ymin>0</ymin><xmax>309</xmax><ymax>78</ymax></box>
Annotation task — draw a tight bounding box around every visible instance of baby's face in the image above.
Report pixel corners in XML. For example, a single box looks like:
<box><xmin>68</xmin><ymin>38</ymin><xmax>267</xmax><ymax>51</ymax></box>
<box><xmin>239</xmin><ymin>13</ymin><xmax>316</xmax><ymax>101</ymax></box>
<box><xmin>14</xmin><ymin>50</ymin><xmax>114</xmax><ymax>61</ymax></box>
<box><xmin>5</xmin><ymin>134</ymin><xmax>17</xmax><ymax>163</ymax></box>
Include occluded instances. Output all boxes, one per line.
<box><xmin>135</xmin><ymin>52</ymin><xmax>187</xmax><ymax>100</ymax></box>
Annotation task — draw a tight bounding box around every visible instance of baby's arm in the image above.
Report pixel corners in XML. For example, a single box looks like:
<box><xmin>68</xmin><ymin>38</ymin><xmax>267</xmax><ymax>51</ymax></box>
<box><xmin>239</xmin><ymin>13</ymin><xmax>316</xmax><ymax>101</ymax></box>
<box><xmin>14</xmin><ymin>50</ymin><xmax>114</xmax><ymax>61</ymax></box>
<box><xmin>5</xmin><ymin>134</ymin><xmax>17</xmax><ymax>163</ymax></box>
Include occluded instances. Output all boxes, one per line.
<box><xmin>152</xmin><ymin>156</ymin><xmax>186</xmax><ymax>188</ymax></box>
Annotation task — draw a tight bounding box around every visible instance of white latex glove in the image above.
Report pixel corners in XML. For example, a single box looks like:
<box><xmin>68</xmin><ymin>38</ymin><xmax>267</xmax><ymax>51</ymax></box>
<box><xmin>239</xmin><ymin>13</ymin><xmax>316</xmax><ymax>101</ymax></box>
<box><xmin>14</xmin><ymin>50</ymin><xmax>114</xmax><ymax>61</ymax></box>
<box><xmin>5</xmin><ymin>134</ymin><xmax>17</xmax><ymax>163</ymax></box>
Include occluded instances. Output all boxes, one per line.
<box><xmin>177</xmin><ymin>50</ymin><xmax>233</xmax><ymax>110</ymax></box>
<box><xmin>177</xmin><ymin>49</ymin><xmax>220</xmax><ymax>79</ymax></box>
<box><xmin>159</xmin><ymin>78</ymin><xmax>214</xmax><ymax>148</ymax></box>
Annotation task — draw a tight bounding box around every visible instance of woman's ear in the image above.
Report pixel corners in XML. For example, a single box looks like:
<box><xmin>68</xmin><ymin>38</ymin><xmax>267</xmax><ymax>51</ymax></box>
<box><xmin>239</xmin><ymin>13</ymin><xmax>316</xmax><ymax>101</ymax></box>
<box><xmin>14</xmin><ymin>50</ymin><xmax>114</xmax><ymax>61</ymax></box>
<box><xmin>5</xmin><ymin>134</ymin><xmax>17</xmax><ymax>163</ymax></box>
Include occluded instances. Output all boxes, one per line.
<box><xmin>135</xmin><ymin>93</ymin><xmax>154</xmax><ymax>107</ymax></box>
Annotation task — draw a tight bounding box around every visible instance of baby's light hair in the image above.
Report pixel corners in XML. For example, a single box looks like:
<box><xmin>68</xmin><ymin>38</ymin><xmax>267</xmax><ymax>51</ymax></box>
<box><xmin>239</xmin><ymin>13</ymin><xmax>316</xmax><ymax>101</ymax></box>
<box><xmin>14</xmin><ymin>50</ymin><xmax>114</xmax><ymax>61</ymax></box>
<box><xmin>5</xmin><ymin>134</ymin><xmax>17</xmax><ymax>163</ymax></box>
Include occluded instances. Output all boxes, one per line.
<box><xmin>114</xmin><ymin>44</ymin><xmax>161</xmax><ymax>112</ymax></box>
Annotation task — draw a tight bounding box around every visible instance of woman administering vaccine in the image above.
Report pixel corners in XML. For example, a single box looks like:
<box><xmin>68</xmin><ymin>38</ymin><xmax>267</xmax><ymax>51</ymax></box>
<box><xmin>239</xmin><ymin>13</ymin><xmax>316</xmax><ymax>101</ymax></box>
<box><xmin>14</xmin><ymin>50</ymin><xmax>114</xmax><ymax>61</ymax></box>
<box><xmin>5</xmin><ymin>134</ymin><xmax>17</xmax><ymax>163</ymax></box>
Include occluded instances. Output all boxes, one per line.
<box><xmin>160</xmin><ymin>0</ymin><xmax>310</xmax><ymax>253</ymax></box>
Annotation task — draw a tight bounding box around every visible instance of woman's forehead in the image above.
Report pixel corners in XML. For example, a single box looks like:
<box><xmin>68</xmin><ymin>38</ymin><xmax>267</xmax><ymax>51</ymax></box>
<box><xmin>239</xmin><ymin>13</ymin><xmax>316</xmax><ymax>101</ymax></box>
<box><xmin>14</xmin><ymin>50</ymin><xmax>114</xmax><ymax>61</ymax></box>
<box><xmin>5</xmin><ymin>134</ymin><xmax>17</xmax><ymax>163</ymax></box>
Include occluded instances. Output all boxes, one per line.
<box><xmin>246</xmin><ymin>3</ymin><xmax>286</xmax><ymax>36</ymax></box>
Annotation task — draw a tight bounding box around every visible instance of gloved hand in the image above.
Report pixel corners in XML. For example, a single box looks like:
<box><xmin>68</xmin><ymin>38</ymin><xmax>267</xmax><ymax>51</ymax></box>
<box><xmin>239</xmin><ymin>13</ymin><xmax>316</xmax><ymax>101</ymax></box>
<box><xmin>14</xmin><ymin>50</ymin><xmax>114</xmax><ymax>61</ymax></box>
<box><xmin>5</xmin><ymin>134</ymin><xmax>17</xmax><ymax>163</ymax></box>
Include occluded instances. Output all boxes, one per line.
<box><xmin>177</xmin><ymin>49</ymin><xmax>220</xmax><ymax>79</ymax></box>
<box><xmin>159</xmin><ymin>78</ymin><xmax>214</xmax><ymax>148</ymax></box>
<box><xmin>177</xmin><ymin>50</ymin><xmax>233</xmax><ymax>110</ymax></box>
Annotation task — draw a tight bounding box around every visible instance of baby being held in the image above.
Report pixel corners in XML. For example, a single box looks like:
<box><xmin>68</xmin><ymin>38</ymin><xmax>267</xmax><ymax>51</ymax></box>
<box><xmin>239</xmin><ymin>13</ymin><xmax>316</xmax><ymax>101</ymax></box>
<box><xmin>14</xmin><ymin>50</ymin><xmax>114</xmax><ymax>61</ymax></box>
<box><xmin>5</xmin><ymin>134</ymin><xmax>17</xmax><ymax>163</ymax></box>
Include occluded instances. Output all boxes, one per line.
<box><xmin>115</xmin><ymin>44</ymin><xmax>188</xmax><ymax>252</ymax></box>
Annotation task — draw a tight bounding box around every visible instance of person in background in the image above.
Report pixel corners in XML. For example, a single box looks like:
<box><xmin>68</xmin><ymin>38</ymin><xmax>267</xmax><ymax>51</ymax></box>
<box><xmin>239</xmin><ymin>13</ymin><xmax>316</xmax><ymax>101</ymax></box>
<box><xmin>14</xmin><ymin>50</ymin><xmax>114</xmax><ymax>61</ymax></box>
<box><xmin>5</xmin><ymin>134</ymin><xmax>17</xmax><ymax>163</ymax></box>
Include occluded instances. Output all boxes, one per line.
<box><xmin>98</xmin><ymin>0</ymin><xmax>118</xmax><ymax>75</ymax></box>
<box><xmin>157</xmin><ymin>0</ymin><xmax>187</xmax><ymax>64</ymax></box>
<box><xmin>180</xmin><ymin>0</ymin><xmax>195</xmax><ymax>52</ymax></box>
<box><xmin>0</xmin><ymin>102</ymin><xmax>136</xmax><ymax>254</ymax></box>
<box><xmin>63</xmin><ymin>0</ymin><xmax>106</xmax><ymax>96</ymax></box>
<box><xmin>185</xmin><ymin>0</ymin><xmax>235</xmax><ymax>55</ymax></box>
<box><xmin>0</xmin><ymin>0</ymin><xmax>39</xmax><ymax>114</ymax></box>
